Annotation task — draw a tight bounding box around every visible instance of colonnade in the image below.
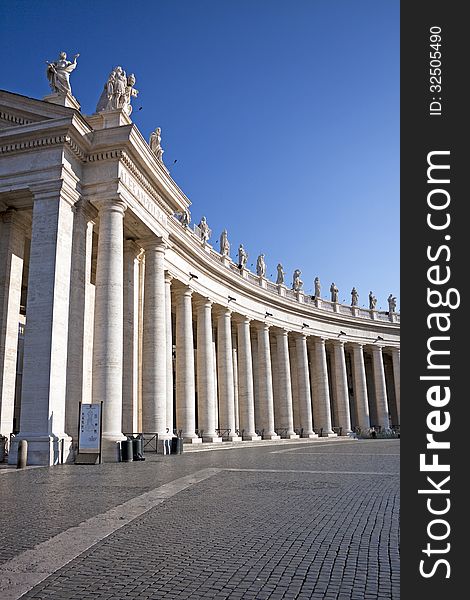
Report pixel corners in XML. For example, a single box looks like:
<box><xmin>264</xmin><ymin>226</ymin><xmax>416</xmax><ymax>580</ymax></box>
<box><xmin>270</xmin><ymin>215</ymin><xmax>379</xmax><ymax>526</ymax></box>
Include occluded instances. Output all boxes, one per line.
<box><xmin>0</xmin><ymin>195</ymin><xmax>400</xmax><ymax>465</ymax></box>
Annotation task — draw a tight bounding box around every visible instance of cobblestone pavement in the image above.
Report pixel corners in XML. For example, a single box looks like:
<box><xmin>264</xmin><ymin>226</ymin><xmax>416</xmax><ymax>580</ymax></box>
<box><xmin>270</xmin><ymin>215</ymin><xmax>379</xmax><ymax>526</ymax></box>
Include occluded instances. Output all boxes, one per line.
<box><xmin>1</xmin><ymin>439</ymin><xmax>399</xmax><ymax>599</ymax></box>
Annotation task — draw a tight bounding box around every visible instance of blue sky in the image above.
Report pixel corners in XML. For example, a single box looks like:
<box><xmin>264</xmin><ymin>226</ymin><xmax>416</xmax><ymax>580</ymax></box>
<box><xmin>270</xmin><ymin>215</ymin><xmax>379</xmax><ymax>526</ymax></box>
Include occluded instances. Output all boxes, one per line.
<box><xmin>0</xmin><ymin>0</ymin><xmax>399</xmax><ymax>310</ymax></box>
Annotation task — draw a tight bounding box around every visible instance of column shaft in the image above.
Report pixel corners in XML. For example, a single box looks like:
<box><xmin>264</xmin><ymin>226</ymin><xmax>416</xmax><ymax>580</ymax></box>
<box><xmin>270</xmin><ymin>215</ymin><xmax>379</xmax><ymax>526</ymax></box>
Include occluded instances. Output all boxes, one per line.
<box><xmin>0</xmin><ymin>210</ymin><xmax>25</xmax><ymax>438</ymax></box>
<box><xmin>371</xmin><ymin>346</ymin><xmax>390</xmax><ymax>430</ymax></box>
<box><xmin>175</xmin><ymin>286</ymin><xmax>200</xmax><ymax>442</ymax></box>
<box><xmin>391</xmin><ymin>348</ymin><xmax>400</xmax><ymax>424</ymax></box>
<box><xmin>165</xmin><ymin>273</ymin><xmax>174</xmax><ymax>434</ymax></box>
<box><xmin>141</xmin><ymin>239</ymin><xmax>167</xmax><ymax>435</ymax></box>
<box><xmin>92</xmin><ymin>199</ymin><xmax>127</xmax><ymax>460</ymax></box>
<box><xmin>12</xmin><ymin>188</ymin><xmax>75</xmax><ymax>465</ymax></box>
<box><xmin>121</xmin><ymin>240</ymin><xmax>140</xmax><ymax>435</ymax></box>
<box><xmin>236</xmin><ymin>318</ymin><xmax>260</xmax><ymax>440</ymax></box>
<box><xmin>351</xmin><ymin>344</ymin><xmax>370</xmax><ymax>430</ymax></box>
<box><xmin>231</xmin><ymin>329</ymin><xmax>240</xmax><ymax>432</ymax></box>
<box><xmin>295</xmin><ymin>334</ymin><xmax>316</xmax><ymax>437</ymax></box>
<box><xmin>217</xmin><ymin>310</ymin><xmax>240</xmax><ymax>441</ymax></box>
<box><xmin>255</xmin><ymin>324</ymin><xmax>279</xmax><ymax>439</ymax></box>
<box><xmin>310</xmin><ymin>338</ymin><xmax>335</xmax><ymax>436</ymax></box>
<box><xmin>331</xmin><ymin>341</ymin><xmax>352</xmax><ymax>434</ymax></box>
<box><xmin>196</xmin><ymin>299</ymin><xmax>220</xmax><ymax>441</ymax></box>
<box><xmin>275</xmin><ymin>330</ymin><xmax>298</xmax><ymax>438</ymax></box>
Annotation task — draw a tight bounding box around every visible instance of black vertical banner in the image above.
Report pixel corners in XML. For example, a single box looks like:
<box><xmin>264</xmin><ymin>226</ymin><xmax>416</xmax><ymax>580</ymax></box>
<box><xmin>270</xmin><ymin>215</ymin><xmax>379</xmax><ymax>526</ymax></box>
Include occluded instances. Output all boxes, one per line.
<box><xmin>401</xmin><ymin>2</ymin><xmax>467</xmax><ymax>597</ymax></box>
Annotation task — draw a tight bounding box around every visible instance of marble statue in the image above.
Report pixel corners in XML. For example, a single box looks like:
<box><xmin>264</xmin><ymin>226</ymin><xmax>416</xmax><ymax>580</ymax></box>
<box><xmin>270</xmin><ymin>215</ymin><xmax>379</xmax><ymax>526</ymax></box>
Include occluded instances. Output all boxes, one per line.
<box><xmin>276</xmin><ymin>263</ymin><xmax>285</xmax><ymax>285</ymax></box>
<box><xmin>46</xmin><ymin>52</ymin><xmax>79</xmax><ymax>96</ymax></box>
<box><xmin>351</xmin><ymin>287</ymin><xmax>359</xmax><ymax>306</ymax></box>
<box><xmin>256</xmin><ymin>254</ymin><xmax>266</xmax><ymax>278</ymax></box>
<box><xmin>220</xmin><ymin>229</ymin><xmax>230</xmax><ymax>256</ymax></box>
<box><xmin>369</xmin><ymin>291</ymin><xmax>377</xmax><ymax>310</ymax></box>
<box><xmin>238</xmin><ymin>244</ymin><xmax>248</xmax><ymax>269</ymax></box>
<box><xmin>149</xmin><ymin>127</ymin><xmax>164</xmax><ymax>162</ymax></box>
<box><xmin>330</xmin><ymin>283</ymin><xmax>339</xmax><ymax>303</ymax></box>
<box><xmin>181</xmin><ymin>209</ymin><xmax>190</xmax><ymax>227</ymax></box>
<box><xmin>198</xmin><ymin>216</ymin><xmax>210</xmax><ymax>243</ymax></box>
<box><xmin>96</xmin><ymin>66</ymin><xmax>138</xmax><ymax>115</ymax></box>
<box><xmin>388</xmin><ymin>294</ymin><xmax>397</xmax><ymax>313</ymax></box>
<box><xmin>292</xmin><ymin>269</ymin><xmax>303</xmax><ymax>291</ymax></box>
<box><xmin>314</xmin><ymin>276</ymin><xmax>321</xmax><ymax>298</ymax></box>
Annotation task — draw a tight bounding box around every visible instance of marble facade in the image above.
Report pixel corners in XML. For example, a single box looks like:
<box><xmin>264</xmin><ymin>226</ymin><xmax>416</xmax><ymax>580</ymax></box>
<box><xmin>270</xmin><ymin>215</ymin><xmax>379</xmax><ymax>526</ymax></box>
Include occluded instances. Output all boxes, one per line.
<box><xmin>0</xmin><ymin>88</ymin><xmax>400</xmax><ymax>465</ymax></box>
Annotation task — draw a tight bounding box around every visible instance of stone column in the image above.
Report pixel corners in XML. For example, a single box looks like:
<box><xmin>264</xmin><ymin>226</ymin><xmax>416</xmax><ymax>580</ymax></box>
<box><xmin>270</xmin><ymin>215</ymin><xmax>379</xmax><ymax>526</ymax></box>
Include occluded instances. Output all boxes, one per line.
<box><xmin>92</xmin><ymin>198</ymin><xmax>127</xmax><ymax>461</ymax></box>
<box><xmin>294</xmin><ymin>334</ymin><xmax>316</xmax><ymax>438</ymax></box>
<box><xmin>289</xmin><ymin>337</ymin><xmax>301</xmax><ymax>431</ymax></box>
<box><xmin>121</xmin><ymin>240</ymin><xmax>141</xmax><ymax>435</ymax></box>
<box><xmin>255</xmin><ymin>323</ymin><xmax>279</xmax><ymax>440</ymax></box>
<box><xmin>141</xmin><ymin>237</ymin><xmax>168</xmax><ymax>438</ymax></box>
<box><xmin>371</xmin><ymin>345</ymin><xmax>390</xmax><ymax>430</ymax></box>
<box><xmin>175</xmin><ymin>284</ymin><xmax>200</xmax><ymax>443</ymax></box>
<box><xmin>10</xmin><ymin>185</ymin><xmax>75</xmax><ymax>465</ymax></box>
<box><xmin>0</xmin><ymin>209</ymin><xmax>25</xmax><ymax>438</ymax></box>
<box><xmin>350</xmin><ymin>343</ymin><xmax>370</xmax><ymax>430</ymax></box>
<box><xmin>65</xmin><ymin>201</ymin><xmax>95</xmax><ymax>445</ymax></box>
<box><xmin>309</xmin><ymin>337</ymin><xmax>336</xmax><ymax>436</ymax></box>
<box><xmin>231</xmin><ymin>328</ymin><xmax>240</xmax><ymax>432</ymax></box>
<box><xmin>165</xmin><ymin>272</ymin><xmax>174</xmax><ymax>435</ymax></box>
<box><xmin>274</xmin><ymin>329</ymin><xmax>298</xmax><ymax>439</ymax></box>
<box><xmin>330</xmin><ymin>340</ymin><xmax>352</xmax><ymax>435</ymax></box>
<box><xmin>390</xmin><ymin>347</ymin><xmax>400</xmax><ymax>424</ymax></box>
<box><xmin>216</xmin><ymin>308</ymin><xmax>241</xmax><ymax>441</ymax></box>
<box><xmin>196</xmin><ymin>297</ymin><xmax>221</xmax><ymax>442</ymax></box>
<box><xmin>236</xmin><ymin>316</ymin><xmax>261</xmax><ymax>441</ymax></box>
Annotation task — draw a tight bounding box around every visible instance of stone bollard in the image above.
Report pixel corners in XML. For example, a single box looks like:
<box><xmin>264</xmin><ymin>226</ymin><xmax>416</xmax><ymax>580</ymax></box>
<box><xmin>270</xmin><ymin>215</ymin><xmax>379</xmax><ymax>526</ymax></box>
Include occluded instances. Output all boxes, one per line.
<box><xmin>17</xmin><ymin>439</ymin><xmax>28</xmax><ymax>469</ymax></box>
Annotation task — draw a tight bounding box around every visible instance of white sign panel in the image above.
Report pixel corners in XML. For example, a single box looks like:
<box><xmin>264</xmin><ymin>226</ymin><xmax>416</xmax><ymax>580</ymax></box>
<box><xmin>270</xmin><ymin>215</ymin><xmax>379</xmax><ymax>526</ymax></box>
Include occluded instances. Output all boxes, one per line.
<box><xmin>78</xmin><ymin>404</ymin><xmax>102</xmax><ymax>453</ymax></box>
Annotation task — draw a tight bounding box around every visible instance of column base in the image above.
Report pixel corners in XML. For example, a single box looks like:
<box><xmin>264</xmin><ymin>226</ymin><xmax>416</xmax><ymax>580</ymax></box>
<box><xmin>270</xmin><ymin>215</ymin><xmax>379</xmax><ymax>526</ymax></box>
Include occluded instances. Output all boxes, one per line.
<box><xmin>102</xmin><ymin>434</ymin><xmax>127</xmax><ymax>463</ymax></box>
<box><xmin>317</xmin><ymin>431</ymin><xmax>337</xmax><ymax>438</ymax></box>
<box><xmin>183</xmin><ymin>436</ymin><xmax>203</xmax><ymax>444</ymax></box>
<box><xmin>286</xmin><ymin>433</ymin><xmax>300</xmax><ymax>439</ymax></box>
<box><xmin>302</xmin><ymin>432</ymin><xmax>319</xmax><ymax>439</ymax></box>
<box><xmin>226</xmin><ymin>435</ymin><xmax>243</xmax><ymax>442</ymax></box>
<box><xmin>242</xmin><ymin>433</ymin><xmax>262</xmax><ymax>441</ymax></box>
<box><xmin>8</xmin><ymin>434</ymin><xmax>73</xmax><ymax>466</ymax></box>
<box><xmin>263</xmin><ymin>434</ymin><xmax>281</xmax><ymax>440</ymax></box>
<box><xmin>203</xmin><ymin>435</ymin><xmax>222</xmax><ymax>443</ymax></box>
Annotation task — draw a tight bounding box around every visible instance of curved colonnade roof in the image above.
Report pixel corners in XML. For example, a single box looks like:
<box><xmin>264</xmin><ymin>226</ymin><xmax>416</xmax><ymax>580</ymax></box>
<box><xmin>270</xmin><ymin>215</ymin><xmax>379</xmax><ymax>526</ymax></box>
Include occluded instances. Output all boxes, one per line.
<box><xmin>0</xmin><ymin>89</ymin><xmax>399</xmax><ymax>348</ymax></box>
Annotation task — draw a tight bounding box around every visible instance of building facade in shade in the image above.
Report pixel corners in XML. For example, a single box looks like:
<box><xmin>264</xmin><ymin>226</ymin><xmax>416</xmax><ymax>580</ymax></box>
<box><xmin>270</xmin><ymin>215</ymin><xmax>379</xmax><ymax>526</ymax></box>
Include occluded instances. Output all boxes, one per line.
<box><xmin>0</xmin><ymin>79</ymin><xmax>400</xmax><ymax>466</ymax></box>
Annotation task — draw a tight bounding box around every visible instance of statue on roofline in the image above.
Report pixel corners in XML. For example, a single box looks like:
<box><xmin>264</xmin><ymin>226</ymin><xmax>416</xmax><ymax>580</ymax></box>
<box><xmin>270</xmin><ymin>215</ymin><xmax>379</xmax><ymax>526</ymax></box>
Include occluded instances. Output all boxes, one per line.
<box><xmin>46</xmin><ymin>51</ymin><xmax>79</xmax><ymax>96</ymax></box>
<box><xmin>96</xmin><ymin>66</ymin><xmax>138</xmax><ymax>115</ymax></box>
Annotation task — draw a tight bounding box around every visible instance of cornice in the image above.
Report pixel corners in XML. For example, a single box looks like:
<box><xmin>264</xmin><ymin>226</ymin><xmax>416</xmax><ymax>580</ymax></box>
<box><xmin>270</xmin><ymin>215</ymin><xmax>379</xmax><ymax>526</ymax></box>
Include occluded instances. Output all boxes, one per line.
<box><xmin>0</xmin><ymin>110</ymin><xmax>34</xmax><ymax>126</ymax></box>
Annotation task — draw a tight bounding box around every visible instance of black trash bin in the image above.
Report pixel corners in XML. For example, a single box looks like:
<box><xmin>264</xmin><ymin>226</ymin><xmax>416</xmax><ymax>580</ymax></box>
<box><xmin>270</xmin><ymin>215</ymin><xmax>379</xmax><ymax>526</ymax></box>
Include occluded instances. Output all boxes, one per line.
<box><xmin>171</xmin><ymin>437</ymin><xmax>183</xmax><ymax>455</ymax></box>
<box><xmin>132</xmin><ymin>436</ymin><xmax>145</xmax><ymax>461</ymax></box>
<box><xmin>121</xmin><ymin>439</ymin><xmax>133</xmax><ymax>462</ymax></box>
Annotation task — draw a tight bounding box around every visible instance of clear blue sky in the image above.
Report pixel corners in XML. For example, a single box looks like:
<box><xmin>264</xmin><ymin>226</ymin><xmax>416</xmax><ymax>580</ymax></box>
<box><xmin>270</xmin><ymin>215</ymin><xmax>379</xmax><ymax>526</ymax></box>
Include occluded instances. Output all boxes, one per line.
<box><xmin>1</xmin><ymin>0</ymin><xmax>399</xmax><ymax>310</ymax></box>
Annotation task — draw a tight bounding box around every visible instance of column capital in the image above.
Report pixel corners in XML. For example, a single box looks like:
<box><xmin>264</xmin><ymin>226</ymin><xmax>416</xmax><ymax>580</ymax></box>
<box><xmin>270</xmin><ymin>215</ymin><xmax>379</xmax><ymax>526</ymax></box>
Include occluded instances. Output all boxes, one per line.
<box><xmin>273</xmin><ymin>326</ymin><xmax>289</xmax><ymax>338</ymax></box>
<box><xmin>292</xmin><ymin>331</ymin><xmax>308</xmax><ymax>342</ymax></box>
<box><xmin>164</xmin><ymin>270</ymin><xmax>174</xmax><ymax>284</ymax></box>
<box><xmin>94</xmin><ymin>197</ymin><xmax>127</xmax><ymax>215</ymax></box>
<box><xmin>213</xmin><ymin>304</ymin><xmax>232</xmax><ymax>318</ymax></box>
<box><xmin>30</xmin><ymin>180</ymin><xmax>79</xmax><ymax>207</ymax></box>
<box><xmin>193</xmin><ymin>295</ymin><xmax>213</xmax><ymax>310</ymax></box>
<box><xmin>329</xmin><ymin>338</ymin><xmax>346</xmax><ymax>349</ymax></box>
<box><xmin>72</xmin><ymin>198</ymin><xmax>98</xmax><ymax>222</ymax></box>
<box><xmin>233</xmin><ymin>313</ymin><xmax>251</xmax><ymax>325</ymax></box>
<box><xmin>172</xmin><ymin>281</ymin><xmax>193</xmax><ymax>298</ymax></box>
<box><xmin>253</xmin><ymin>320</ymin><xmax>270</xmax><ymax>332</ymax></box>
<box><xmin>139</xmin><ymin>235</ymin><xmax>166</xmax><ymax>252</ymax></box>
<box><xmin>123</xmin><ymin>238</ymin><xmax>142</xmax><ymax>256</ymax></box>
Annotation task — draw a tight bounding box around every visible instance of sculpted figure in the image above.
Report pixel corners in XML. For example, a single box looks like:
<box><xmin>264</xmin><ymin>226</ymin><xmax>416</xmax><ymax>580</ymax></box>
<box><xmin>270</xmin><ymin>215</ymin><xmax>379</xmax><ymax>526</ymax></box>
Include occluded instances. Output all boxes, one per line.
<box><xmin>149</xmin><ymin>127</ymin><xmax>164</xmax><ymax>161</ymax></box>
<box><xmin>256</xmin><ymin>254</ymin><xmax>266</xmax><ymax>278</ymax></box>
<box><xmin>388</xmin><ymin>294</ymin><xmax>397</xmax><ymax>313</ymax></box>
<box><xmin>238</xmin><ymin>244</ymin><xmax>248</xmax><ymax>269</ymax></box>
<box><xmin>351</xmin><ymin>287</ymin><xmax>359</xmax><ymax>306</ymax></box>
<box><xmin>220</xmin><ymin>229</ymin><xmax>230</xmax><ymax>256</ymax></box>
<box><xmin>330</xmin><ymin>283</ymin><xmax>339</xmax><ymax>303</ymax></box>
<box><xmin>369</xmin><ymin>291</ymin><xmax>377</xmax><ymax>310</ymax></box>
<box><xmin>198</xmin><ymin>216</ymin><xmax>210</xmax><ymax>243</ymax></box>
<box><xmin>180</xmin><ymin>209</ymin><xmax>190</xmax><ymax>227</ymax></box>
<box><xmin>314</xmin><ymin>276</ymin><xmax>321</xmax><ymax>298</ymax></box>
<box><xmin>292</xmin><ymin>269</ymin><xmax>303</xmax><ymax>291</ymax></box>
<box><xmin>96</xmin><ymin>66</ymin><xmax>138</xmax><ymax>114</ymax></box>
<box><xmin>276</xmin><ymin>263</ymin><xmax>285</xmax><ymax>285</ymax></box>
<box><xmin>46</xmin><ymin>51</ymin><xmax>79</xmax><ymax>96</ymax></box>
